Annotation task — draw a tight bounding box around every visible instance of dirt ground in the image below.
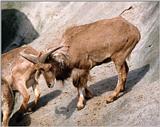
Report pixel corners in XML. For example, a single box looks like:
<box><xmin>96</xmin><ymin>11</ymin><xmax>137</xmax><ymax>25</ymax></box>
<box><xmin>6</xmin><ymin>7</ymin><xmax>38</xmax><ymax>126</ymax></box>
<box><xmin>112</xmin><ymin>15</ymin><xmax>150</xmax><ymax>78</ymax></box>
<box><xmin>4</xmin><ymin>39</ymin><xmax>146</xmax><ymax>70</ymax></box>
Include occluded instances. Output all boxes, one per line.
<box><xmin>2</xmin><ymin>2</ymin><xmax>160</xmax><ymax>126</ymax></box>
<box><xmin>9</xmin><ymin>62</ymin><xmax>160</xmax><ymax>126</ymax></box>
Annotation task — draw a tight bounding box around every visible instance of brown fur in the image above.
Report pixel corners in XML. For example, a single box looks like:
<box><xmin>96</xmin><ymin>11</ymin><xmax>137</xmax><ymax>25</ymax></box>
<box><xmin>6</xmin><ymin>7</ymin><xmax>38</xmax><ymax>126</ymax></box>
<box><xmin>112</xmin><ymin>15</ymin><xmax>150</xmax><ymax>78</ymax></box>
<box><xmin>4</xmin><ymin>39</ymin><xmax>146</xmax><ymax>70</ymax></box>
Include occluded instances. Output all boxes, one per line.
<box><xmin>48</xmin><ymin>16</ymin><xmax>141</xmax><ymax>110</ymax></box>
<box><xmin>1</xmin><ymin>78</ymin><xmax>14</xmax><ymax>127</ymax></box>
<box><xmin>1</xmin><ymin>46</ymin><xmax>55</xmax><ymax>127</ymax></box>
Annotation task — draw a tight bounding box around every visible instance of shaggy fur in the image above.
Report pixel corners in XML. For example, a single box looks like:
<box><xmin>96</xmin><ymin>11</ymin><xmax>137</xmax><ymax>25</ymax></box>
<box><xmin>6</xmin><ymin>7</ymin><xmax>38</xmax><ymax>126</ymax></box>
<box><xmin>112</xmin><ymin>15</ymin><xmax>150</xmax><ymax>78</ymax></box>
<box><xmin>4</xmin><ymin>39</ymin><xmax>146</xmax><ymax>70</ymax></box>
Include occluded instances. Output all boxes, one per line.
<box><xmin>48</xmin><ymin>16</ymin><xmax>141</xmax><ymax>110</ymax></box>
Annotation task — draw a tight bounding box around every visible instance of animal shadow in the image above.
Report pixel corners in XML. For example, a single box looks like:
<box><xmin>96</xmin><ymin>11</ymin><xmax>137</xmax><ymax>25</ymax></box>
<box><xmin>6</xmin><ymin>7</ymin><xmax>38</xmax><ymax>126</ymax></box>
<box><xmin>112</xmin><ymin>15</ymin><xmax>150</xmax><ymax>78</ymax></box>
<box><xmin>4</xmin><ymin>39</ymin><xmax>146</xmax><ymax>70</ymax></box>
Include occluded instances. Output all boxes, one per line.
<box><xmin>9</xmin><ymin>90</ymin><xmax>62</xmax><ymax>126</ymax></box>
<box><xmin>90</xmin><ymin>64</ymin><xmax>150</xmax><ymax>96</ymax></box>
<box><xmin>9</xmin><ymin>112</ymin><xmax>31</xmax><ymax>126</ymax></box>
<box><xmin>29</xmin><ymin>90</ymin><xmax>62</xmax><ymax>112</ymax></box>
<box><xmin>55</xmin><ymin>64</ymin><xmax>150</xmax><ymax>119</ymax></box>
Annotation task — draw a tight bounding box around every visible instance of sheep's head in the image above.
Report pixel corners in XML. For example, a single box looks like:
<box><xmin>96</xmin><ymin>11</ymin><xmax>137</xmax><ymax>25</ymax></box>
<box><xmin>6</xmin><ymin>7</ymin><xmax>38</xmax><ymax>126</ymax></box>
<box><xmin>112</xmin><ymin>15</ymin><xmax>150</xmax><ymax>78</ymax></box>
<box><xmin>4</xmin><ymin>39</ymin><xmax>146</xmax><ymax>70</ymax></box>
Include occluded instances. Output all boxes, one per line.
<box><xmin>20</xmin><ymin>46</ymin><xmax>63</xmax><ymax>88</ymax></box>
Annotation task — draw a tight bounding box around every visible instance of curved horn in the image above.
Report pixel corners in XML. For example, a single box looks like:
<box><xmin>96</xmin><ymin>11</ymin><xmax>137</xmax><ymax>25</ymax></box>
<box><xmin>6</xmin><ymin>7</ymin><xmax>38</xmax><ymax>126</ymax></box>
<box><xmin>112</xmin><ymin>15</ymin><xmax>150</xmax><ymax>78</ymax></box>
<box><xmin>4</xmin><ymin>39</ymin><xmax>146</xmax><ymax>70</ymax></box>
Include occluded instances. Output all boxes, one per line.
<box><xmin>20</xmin><ymin>50</ymin><xmax>39</xmax><ymax>64</ymax></box>
<box><xmin>39</xmin><ymin>46</ymin><xmax>63</xmax><ymax>63</ymax></box>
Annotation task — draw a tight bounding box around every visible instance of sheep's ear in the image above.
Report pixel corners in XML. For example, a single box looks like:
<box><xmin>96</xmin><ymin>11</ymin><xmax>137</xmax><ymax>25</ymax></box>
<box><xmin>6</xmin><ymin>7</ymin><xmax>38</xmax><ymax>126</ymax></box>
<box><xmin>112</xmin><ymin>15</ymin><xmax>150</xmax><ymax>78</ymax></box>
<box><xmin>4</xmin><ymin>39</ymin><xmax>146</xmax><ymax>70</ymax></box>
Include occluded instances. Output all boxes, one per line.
<box><xmin>35</xmin><ymin>70</ymin><xmax>41</xmax><ymax>82</ymax></box>
<box><xmin>20</xmin><ymin>51</ymin><xmax>39</xmax><ymax>64</ymax></box>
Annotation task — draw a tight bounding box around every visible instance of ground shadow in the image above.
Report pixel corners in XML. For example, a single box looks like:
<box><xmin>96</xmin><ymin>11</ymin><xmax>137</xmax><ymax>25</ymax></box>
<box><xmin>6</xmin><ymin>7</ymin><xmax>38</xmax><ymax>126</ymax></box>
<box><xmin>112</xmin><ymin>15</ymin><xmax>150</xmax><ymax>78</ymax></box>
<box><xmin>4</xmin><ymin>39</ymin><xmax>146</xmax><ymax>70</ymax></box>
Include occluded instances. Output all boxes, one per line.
<box><xmin>8</xmin><ymin>90</ymin><xmax>62</xmax><ymax>126</ymax></box>
<box><xmin>90</xmin><ymin>64</ymin><xmax>150</xmax><ymax>96</ymax></box>
<box><xmin>29</xmin><ymin>90</ymin><xmax>62</xmax><ymax>112</ymax></box>
<box><xmin>55</xmin><ymin>64</ymin><xmax>150</xmax><ymax>119</ymax></box>
<box><xmin>9</xmin><ymin>112</ymin><xmax>31</xmax><ymax>126</ymax></box>
<box><xmin>2</xmin><ymin>9</ymin><xmax>39</xmax><ymax>53</ymax></box>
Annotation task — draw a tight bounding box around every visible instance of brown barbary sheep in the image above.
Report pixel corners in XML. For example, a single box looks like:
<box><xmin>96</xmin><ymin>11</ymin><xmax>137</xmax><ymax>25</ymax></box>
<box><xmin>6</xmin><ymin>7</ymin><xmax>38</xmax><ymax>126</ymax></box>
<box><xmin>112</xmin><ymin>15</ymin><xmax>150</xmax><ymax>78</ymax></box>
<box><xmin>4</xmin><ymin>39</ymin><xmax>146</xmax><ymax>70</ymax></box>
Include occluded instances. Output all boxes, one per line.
<box><xmin>1</xmin><ymin>45</ymin><xmax>62</xmax><ymax>127</ymax></box>
<box><xmin>22</xmin><ymin>8</ymin><xmax>141</xmax><ymax>110</ymax></box>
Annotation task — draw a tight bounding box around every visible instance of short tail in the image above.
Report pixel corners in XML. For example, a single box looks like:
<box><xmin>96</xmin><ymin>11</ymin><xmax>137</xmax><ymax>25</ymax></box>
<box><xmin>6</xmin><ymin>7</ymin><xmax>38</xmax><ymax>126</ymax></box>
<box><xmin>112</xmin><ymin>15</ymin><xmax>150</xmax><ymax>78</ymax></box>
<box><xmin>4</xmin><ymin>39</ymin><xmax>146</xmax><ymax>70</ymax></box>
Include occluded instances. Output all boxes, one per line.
<box><xmin>120</xmin><ymin>6</ymin><xmax>133</xmax><ymax>16</ymax></box>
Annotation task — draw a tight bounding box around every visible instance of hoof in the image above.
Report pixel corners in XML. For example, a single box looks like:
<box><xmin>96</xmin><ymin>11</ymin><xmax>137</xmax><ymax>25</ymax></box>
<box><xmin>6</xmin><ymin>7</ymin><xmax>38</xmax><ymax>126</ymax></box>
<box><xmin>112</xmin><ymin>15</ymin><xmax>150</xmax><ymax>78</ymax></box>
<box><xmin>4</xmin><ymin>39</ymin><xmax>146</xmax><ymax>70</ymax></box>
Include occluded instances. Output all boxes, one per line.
<box><xmin>77</xmin><ymin>104</ymin><xmax>85</xmax><ymax>110</ymax></box>
<box><xmin>120</xmin><ymin>87</ymin><xmax>125</xmax><ymax>92</ymax></box>
<box><xmin>85</xmin><ymin>93</ymin><xmax>94</xmax><ymax>100</ymax></box>
<box><xmin>106</xmin><ymin>95</ymin><xmax>116</xmax><ymax>104</ymax></box>
<box><xmin>85</xmin><ymin>89</ymin><xmax>94</xmax><ymax>100</ymax></box>
<box><xmin>32</xmin><ymin>102</ymin><xmax>39</xmax><ymax>111</ymax></box>
<box><xmin>30</xmin><ymin>105</ymin><xmax>37</xmax><ymax>112</ymax></box>
<box><xmin>77</xmin><ymin>101</ymin><xmax>85</xmax><ymax>110</ymax></box>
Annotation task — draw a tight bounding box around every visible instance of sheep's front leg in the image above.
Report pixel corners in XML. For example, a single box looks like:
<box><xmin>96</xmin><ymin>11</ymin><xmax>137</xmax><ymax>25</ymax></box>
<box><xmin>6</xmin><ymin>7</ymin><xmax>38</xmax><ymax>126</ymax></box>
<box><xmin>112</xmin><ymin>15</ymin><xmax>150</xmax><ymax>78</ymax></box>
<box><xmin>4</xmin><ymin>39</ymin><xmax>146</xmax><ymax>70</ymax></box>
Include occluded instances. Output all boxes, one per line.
<box><xmin>72</xmin><ymin>69</ymin><xmax>91</xmax><ymax>110</ymax></box>
<box><xmin>77</xmin><ymin>86</ymin><xmax>93</xmax><ymax>110</ymax></box>
<box><xmin>77</xmin><ymin>87</ymin><xmax>85</xmax><ymax>110</ymax></box>
<box><xmin>14</xmin><ymin>80</ymin><xmax>30</xmax><ymax>112</ymax></box>
<box><xmin>29</xmin><ymin>83</ymin><xmax>41</xmax><ymax>111</ymax></box>
<box><xmin>32</xmin><ymin>83</ymin><xmax>40</xmax><ymax>106</ymax></box>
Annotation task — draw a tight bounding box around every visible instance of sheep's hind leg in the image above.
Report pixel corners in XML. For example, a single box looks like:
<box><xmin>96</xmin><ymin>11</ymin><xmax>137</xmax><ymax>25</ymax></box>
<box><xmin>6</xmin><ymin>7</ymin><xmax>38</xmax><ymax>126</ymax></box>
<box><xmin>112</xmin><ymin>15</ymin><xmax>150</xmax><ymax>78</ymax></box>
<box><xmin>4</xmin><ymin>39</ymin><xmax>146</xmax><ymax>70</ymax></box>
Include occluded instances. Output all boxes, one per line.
<box><xmin>106</xmin><ymin>61</ymin><xmax>128</xmax><ymax>103</ymax></box>
<box><xmin>2</xmin><ymin>108</ymin><xmax>10</xmax><ymax>127</ymax></box>
<box><xmin>84</xmin><ymin>86</ymin><xmax>94</xmax><ymax>99</ymax></box>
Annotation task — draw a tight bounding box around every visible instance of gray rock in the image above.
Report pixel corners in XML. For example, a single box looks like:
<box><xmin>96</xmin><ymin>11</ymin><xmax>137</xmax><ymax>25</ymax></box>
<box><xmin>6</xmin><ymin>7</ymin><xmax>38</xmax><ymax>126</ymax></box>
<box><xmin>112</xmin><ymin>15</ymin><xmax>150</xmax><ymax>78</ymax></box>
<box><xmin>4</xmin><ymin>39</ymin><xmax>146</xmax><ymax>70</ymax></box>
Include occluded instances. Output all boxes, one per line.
<box><xmin>2</xmin><ymin>2</ymin><xmax>159</xmax><ymax>126</ymax></box>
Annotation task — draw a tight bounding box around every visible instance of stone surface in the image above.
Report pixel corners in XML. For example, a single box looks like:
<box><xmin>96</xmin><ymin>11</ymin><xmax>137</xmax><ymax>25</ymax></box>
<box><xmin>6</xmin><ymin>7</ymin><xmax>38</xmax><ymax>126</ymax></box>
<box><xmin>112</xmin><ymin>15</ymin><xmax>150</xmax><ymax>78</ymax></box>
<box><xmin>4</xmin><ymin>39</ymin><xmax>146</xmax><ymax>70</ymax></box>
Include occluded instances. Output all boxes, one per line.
<box><xmin>2</xmin><ymin>2</ymin><xmax>160</xmax><ymax>126</ymax></box>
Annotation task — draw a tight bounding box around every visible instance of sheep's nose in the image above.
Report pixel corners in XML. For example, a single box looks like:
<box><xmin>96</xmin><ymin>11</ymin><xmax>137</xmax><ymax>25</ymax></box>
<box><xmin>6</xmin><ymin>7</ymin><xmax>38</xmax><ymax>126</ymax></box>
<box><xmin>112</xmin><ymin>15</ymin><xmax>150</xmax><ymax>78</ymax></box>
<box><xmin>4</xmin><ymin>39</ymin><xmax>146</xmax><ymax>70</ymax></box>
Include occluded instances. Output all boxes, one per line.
<box><xmin>48</xmin><ymin>83</ymin><xmax>54</xmax><ymax>88</ymax></box>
